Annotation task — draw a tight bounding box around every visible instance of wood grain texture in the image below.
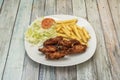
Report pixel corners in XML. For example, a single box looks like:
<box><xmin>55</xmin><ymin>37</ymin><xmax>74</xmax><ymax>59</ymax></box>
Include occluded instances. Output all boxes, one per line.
<box><xmin>0</xmin><ymin>0</ymin><xmax>4</xmax><ymax>12</ymax></box>
<box><xmin>0</xmin><ymin>0</ymin><xmax>20</xmax><ymax>79</ymax></box>
<box><xmin>56</xmin><ymin>0</ymin><xmax>66</xmax><ymax>14</ymax></box>
<box><xmin>44</xmin><ymin>0</ymin><xmax>55</xmax><ymax>16</ymax></box>
<box><xmin>72</xmin><ymin>0</ymin><xmax>86</xmax><ymax>18</ymax></box>
<box><xmin>2</xmin><ymin>0</ymin><xmax>33</xmax><ymax>80</ymax></box>
<box><xmin>55</xmin><ymin>66</ymin><xmax>77</xmax><ymax>80</ymax></box>
<box><xmin>31</xmin><ymin>0</ymin><xmax>45</xmax><ymax>21</ymax></box>
<box><xmin>22</xmin><ymin>56</ymin><xmax>39</xmax><ymax>80</ymax></box>
<box><xmin>56</xmin><ymin>0</ymin><xmax>73</xmax><ymax>14</ymax></box>
<box><xmin>108</xmin><ymin>0</ymin><xmax>120</xmax><ymax>43</ymax></box>
<box><xmin>21</xmin><ymin>0</ymin><xmax>45</xmax><ymax>80</ymax></box>
<box><xmin>97</xmin><ymin>0</ymin><xmax>120</xmax><ymax>79</ymax></box>
<box><xmin>66</xmin><ymin>0</ymin><xmax>72</xmax><ymax>15</ymax></box>
<box><xmin>39</xmin><ymin>66</ymin><xmax>55</xmax><ymax>80</ymax></box>
<box><xmin>0</xmin><ymin>0</ymin><xmax>3</xmax><ymax>6</ymax></box>
<box><xmin>108</xmin><ymin>1</ymin><xmax>120</xmax><ymax>74</ymax></box>
<box><xmin>86</xmin><ymin>0</ymin><xmax>113</xmax><ymax>80</ymax></box>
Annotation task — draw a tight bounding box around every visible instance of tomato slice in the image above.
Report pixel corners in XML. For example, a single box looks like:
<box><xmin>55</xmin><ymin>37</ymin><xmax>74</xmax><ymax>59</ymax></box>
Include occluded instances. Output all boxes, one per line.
<box><xmin>41</xmin><ymin>18</ymin><xmax>55</xmax><ymax>29</ymax></box>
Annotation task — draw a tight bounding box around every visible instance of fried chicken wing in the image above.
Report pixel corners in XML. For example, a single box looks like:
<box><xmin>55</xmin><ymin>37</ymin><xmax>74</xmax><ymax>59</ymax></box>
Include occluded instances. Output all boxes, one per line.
<box><xmin>58</xmin><ymin>39</ymin><xmax>80</xmax><ymax>48</ymax></box>
<box><xmin>38</xmin><ymin>36</ymin><xmax>88</xmax><ymax>60</ymax></box>
<box><xmin>43</xmin><ymin>36</ymin><xmax>63</xmax><ymax>46</ymax></box>
<box><xmin>70</xmin><ymin>39</ymin><xmax>80</xmax><ymax>46</ymax></box>
<box><xmin>68</xmin><ymin>44</ymin><xmax>87</xmax><ymax>54</ymax></box>
<box><xmin>45</xmin><ymin>52</ymin><xmax>66</xmax><ymax>59</ymax></box>
<box><xmin>57</xmin><ymin>46</ymin><xmax>68</xmax><ymax>51</ymax></box>
<box><xmin>58</xmin><ymin>39</ymin><xmax>72</xmax><ymax>47</ymax></box>
<box><xmin>39</xmin><ymin>46</ymin><xmax>57</xmax><ymax>53</ymax></box>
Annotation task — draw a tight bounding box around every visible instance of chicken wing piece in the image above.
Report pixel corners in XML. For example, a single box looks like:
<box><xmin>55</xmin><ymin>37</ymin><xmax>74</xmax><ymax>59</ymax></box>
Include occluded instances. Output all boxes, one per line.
<box><xmin>39</xmin><ymin>46</ymin><xmax>57</xmax><ymax>53</ymax></box>
<box><xmin>70</xmin><ymin>39</ymin><xmax>80</xmax><ymax>46</ymax></box>
<box><xmin>43</xmin><ymin>36</ymin><xmax>63</xmax><ymax>46</ymax></box>
<box><xmin>68</xmin><ymin>44</ymin><xmax>87</xmax><ymax>54</ymax></box>
<box><xmin>58</xmin><ymin>39</ymin><xmax>72</xmax><ymax>47</ymax></box>
<box><xmin>45</xmin><ymin>51</ymin><xmax>66</xmax><ymax>59</ymax></box>
<box><xmin>57</xmin><ymin>46</ymin><xmax>68</xmax><ymax>51</ymax></box>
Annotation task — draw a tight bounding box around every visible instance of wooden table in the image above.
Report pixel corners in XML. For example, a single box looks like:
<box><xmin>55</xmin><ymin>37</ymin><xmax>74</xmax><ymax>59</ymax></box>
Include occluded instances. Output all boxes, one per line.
<box><xmin>0</xmin><ymin>0</ymin><xmax>120</xmax><ymax>80</ymax></box>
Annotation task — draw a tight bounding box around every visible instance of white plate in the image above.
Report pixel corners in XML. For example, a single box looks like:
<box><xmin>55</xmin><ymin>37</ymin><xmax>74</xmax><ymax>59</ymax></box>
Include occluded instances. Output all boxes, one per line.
<box><xmin>25</xmin><ymin>15</ymin><xmax>97</xmax><ymax>67</ymax></box>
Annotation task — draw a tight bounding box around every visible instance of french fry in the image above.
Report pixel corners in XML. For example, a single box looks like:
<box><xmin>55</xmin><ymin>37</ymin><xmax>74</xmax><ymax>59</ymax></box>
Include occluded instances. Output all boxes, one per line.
<box><xmin>65</xmin><ymin>22</ymin><xmax>76</xmax><ymax>25</ymax></box>
<box><xmin>82</xmin><ymin>27</ymin><xmax>90</xmax><ymax>39</ymax></box>
<box><xmin>77</xmin><ymin>26</ymin><xmax>89</xmax><ymax>42</ymax></box>
<box><xmin>65</xmin><ymin>25</ymin><xmax>71</xmax><ymax>31</ymax></box>
<box><xmin>56</xmin><ymin>26</ymin><xmax>62</xmax><ymax>31</ymax></box>
<box><xmin>55</xmin><ymin>19</ymin><xmax>90</xmax><ymax>45</ymax></box>
<box><xmin>58</xmin><ymin>30</ymin><xmax>64</xmax><ymax>33</ymax></box>
<box><xmin>63</xmin><ymin>25</ymin><xmax>71</xmax><ymax>34</ymax></box>
<box><xmin>78</xmin><ymin>29</ymin><xmax>87</xmax><ymax>43</ymax></box>
<box><xmin>79</xmin><ymin>39</ymin><xmax>86</xmax><ymax>45</ymax></box>
<box><xmin>70</xmin><ymin>32</ymin><xmax>78</xmax><ymax>39</ymax></box>
<box><xmin>62</xmin><ymin>28</ymin><xmax>70</xmax><ymax>37</ymax></box>
<box><xmin>57</xmin><ymin>33</ymin><xmax>68</xmax><ymax>38</ymax></box>
<box><xmin>73</xmin><ymin>25</ymin><xmax>82</xmax><ymax>39</ymax></box>
<box><xmin>56</xmin><ymin>19</ymin><xmax>78</xmax><ymax>24</ymax></box>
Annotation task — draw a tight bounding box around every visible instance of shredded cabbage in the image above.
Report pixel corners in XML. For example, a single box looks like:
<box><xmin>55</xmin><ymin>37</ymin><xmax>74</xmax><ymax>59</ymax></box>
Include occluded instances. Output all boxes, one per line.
<box><xmin>25</xmin><ymin>19</ymin><xmax>57</xmax><ymax>45</ymax></box>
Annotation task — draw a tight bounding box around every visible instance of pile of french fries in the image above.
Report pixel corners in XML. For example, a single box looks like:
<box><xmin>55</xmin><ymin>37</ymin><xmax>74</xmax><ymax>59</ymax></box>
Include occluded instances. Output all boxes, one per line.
<box><xmin>55</xmin><ymin>19</ymin><xmax>91</xmax><ymax>45</ymax></box>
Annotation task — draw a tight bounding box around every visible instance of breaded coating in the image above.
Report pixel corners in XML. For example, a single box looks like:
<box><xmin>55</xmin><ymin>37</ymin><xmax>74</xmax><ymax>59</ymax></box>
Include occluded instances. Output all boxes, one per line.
<box><xmin>38</xmin><ymin>36</ymin><xmax>87</xmax><ymax>59</ymax></box>
<box><xmin>45</xmin><ymin>52</ymin><xmax>66</xmax><ymax>59</ymax></box>
<box><xmin>68</xmin><ymin>44</ymin><xmax>87</xmax><ymax>54</ymax></box>
<box><xmin>39</xmin><ymin>46</ymin><xmax>57</xmax><ymax>53</ymax></box>
<box><xmin>43</xmin><ymin>36</ymin><xmax>63</xmax><ymax>46</ymax></box>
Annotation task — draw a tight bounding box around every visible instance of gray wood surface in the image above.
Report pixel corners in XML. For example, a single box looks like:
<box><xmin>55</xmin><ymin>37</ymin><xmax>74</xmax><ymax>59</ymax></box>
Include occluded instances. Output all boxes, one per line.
<box><xmin>0</xmin><ymin>0</ymin><xmax>120</xmax><ymax>80</ymax></box>
<box><xmin>97</xmin><ymin>0</ymin><xmax>120</xmax><ymax>79</ymax></box>
<box><xmin>0</xmin><ymin>0</ymin><xmax>20</xmax><ymax>79</ymax></box>
<box><xmin>0</xmin><ymin>0</ymin><xmax>4</xmax><ymax>11</ymax></box>
<box><xmin>86</xmin><ymin>0</ymin><xmax>112</xmax><ymax>80</ymax></box>
<box><xmin>2</xmin><ymin>0</ymin><xmax>33</xmax><ymax>80</ymax></box>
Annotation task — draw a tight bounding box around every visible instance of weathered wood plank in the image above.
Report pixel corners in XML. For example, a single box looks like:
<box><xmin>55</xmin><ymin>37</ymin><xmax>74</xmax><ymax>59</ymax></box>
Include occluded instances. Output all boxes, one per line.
<box><xmin>72</xmin><ymin>0</ymin><xmax>86</xmax><ymax>18</ymax></box>
<box><xmin>97</xmin><ymin>0</ymin><xmax>120</xmax><ymax>79</ymax></box>
<box><xmin>0</xmin><ymin>0</ymin><xmax>4</xmax><ymax>11</ymax></box>
<box><xmin>44</xmin><ymin>0</ymin><xmax>55</xmax><ymax>15</ymax></box>
<box><xmin>0</xmin><ymin>0</ymin><xmax>20</xmax><ymax>79</ymax></box>
<box><xmin>108</xmin><ymin>0</ymin><xmax>120</xmax><ymax>68</ymax></box>
<box><xmin>39</xmin><ymin>65</ymin><xmax>55</xmax><ymax>80</ymax></box>
<box><xmin>31</xmin><ymin>0</ymin><xmax>45</xmax><ymax>21</ymax></box>
<box><xmin>22</xmin><ymin>56</ymin><xmax>39</xmax><ymax>80</ymax></box>
<box><xmin>77</xmin><ymin>60</ymin><xmax>96</xmax><ymax>80</ymax></box>
<box><xmin>55</xmin><ymin>66</ymin><xmax>77</xmax><ymax>80</ymax></box>
<box><xmin>55</xmin><ymin>0</ymin><xmax>77</xmax><ymax>80</ymax></box>
<box><xmin>56</xmin><ymin>0</ymin><xmax>72</xmax><ymax>15</ymax></box>
<box><xmin>66</xmin><ymin>0</ymin><xmax>72</xmax><ymax>15</ymax></box>
<box><xmin>2</xmin><ymin>0</ymin><xmax>33</xmax><ymax>80</ymax></box>
<box><xmin>72</xmin><ymin>0</ymin><xmax>96</xmax><ymax>80</ymax></box>
<box><xmin>56</xmin><ymin>0</ymin><xmax>66</xmax><ymax>14</ymax></box>
<box><xmin>86</xmin><ymin>0</ymin><xmax>114</xmax><ymax>80</ymax></box>
<box><xmin>108</xmin><ymin>0</ymin><xmax>120</xmax><ymax>43</ymax></box>
<box><xmin>21</xmin><ymin>0</ymin><xmax>45</xmax><ymax>80</ymax></box>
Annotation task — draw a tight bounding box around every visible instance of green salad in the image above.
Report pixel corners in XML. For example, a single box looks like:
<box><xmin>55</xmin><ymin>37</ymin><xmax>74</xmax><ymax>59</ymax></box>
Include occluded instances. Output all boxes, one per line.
<box><xmin>25</xmin><ymin>19</ymin><xmax>57</xmax><ymax>45</ymax></box>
